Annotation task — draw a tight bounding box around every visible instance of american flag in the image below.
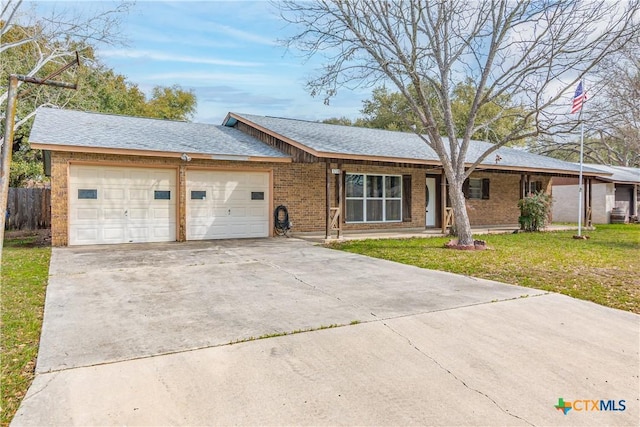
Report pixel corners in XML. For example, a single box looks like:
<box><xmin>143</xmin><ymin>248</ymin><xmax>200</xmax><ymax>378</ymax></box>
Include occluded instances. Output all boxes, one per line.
<box><xmin>571</xmin><ymin>81</ymin><xmax>587</xmax><ymax>114</ymax></box>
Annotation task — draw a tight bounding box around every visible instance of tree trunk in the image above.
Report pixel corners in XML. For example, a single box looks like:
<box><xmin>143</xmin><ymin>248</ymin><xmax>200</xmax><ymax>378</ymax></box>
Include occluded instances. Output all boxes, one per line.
<box><xmin>449</xmin><ymin>182</ymin><xmax>474</xmax><ymax>246</ymax></box>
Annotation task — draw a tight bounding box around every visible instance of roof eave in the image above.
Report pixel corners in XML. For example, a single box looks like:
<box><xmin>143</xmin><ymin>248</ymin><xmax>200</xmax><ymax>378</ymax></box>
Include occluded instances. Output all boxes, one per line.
<box><xmin>30</xmin><ymin>143</ymin><xmax>292</xmax><ymax>163</ymax></box>
<box><xmin>472</xmin><ymin>163</ymin><xmax>607</xmax><ymax>177</ymax></box>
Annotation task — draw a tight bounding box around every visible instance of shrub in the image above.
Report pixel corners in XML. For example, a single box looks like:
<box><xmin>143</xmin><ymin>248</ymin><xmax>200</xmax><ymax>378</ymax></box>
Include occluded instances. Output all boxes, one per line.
<box><xmin>518</xmin><ymin>192</ymin><xmax>552</xmax><ymax>232</ymax></box>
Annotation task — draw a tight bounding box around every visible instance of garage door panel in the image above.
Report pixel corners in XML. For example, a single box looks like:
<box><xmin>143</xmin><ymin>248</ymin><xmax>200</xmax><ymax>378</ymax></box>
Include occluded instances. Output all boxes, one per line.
<box><xmin>248</xmin><ymin>207</ymin><xmax>267</xmax><ymax>217</ymax></box>
<box><xmin>212</xmin><ymin>207</ymin><xmax>228</xmax><ymax>217</ymax></box>
<box><xmin>151</xmin><ymin>171</ymin><xmax>175</xmax><ymax>186</ymax></box>
<box><xmin>104</xmin><ymin>169</ymin><xmax>127</xmax><ymax>180</ymax></box>
<box><xmin>233</xmin><ymin>208</ymin><xmax>247</xmax><ymax>217</ymax></box>
<box><xmin>189</xmin><ymin>208</ymin><xmax>209</xmax><ymax>219</ymax></box>
<box><xmin>77</xmin><ymin>208</ymin><xmax>99</xmax><ymax>220</ymax></box>
<box><xmin>103</xmin><ymin>227</ymin><xmax>126</xmax><ymax>241</ymax></box>
<box><xmin>127</xmin><ymin>227</ymin><xmax>149</xmax><ymax>239</ymax></box>
<box><xmin>129</xmin><ymin>209</ymin><xmax>149</xmax><ymax>220</ymax></box>
<box><xmin>186</xmin><ymin>170</ymin><xmax>269</xmax><ymax>240</ymax></box>
<box><xmin>103</xmin><ymin>209</ymin><xmax>124</xmax><ymax>220</ymax></box>
<box><xmin>152</xmin><ymin>208</ymin><xmax>172</xmax><ymax>219</ymax></box>
<box><xmin>152</xmin><ymin>227</ymin><xmax>172</xmax><ymax>238</ymax></box>
<box><xmin>129</xmin><ymin>189</ymin><xmax>148</xmax><ymax>201</ymax></box>
<box><xmin>73</xmin><ymin>168</ymin><xmax>100</xmax><ymax>183</ymax></box>
<box><xmin>75</xmin><ymin>228</ymin><xmax>99</xmax><ymax>242</ymax></box>
<box><xmin>104</xmin><ymin>188</ymin><xmax>125</xmax><ymax>200</ymax></box>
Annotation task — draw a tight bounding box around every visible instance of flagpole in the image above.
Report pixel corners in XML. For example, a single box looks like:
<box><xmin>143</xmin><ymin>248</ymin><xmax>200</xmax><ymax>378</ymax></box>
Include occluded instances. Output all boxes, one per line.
<box><xmin>577</xmin><ymin>119</ymin><xmax>584</xmax><ymax>236</ymax></box>
<box><xmin>576</xmin><ymin>79</ymin><xmax>586</xmax><ymax>237</ymax></box>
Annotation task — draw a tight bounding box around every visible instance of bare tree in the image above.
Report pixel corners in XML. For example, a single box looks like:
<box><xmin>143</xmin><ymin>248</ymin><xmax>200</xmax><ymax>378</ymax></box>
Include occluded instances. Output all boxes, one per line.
<box><xmin>0</xmin><ymin>0</ymin><xmax>132</xmax><ymax>140</ymax></box>
<box><xmin>534</xmin><ymin>36</ymin><xmax>640</xmax><ymax>167</ymax></box>
<box><xmin>278</xmin><ymin>0</ymin><xmax>640</xmax><ymax>245</ymax></box>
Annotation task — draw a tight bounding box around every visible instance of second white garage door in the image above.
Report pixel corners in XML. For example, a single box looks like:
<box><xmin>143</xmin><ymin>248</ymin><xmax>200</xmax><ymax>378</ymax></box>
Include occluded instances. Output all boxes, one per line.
<box><xmin>186</xmin><ymin>170</ymin><xmax>270</xmax><ymax>240</ymax></box>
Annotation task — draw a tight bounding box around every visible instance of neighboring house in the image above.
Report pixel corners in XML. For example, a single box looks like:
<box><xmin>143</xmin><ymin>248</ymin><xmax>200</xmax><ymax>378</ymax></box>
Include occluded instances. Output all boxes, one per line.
<box><xmin>29</xmin><ymin>107</ymin><xmax>604</xmax><ymax>246</ymax></box>
<box><xmin>553</xmin><ymin>164</ymin><xmax>640</xmax><ymax>224</ymax></box>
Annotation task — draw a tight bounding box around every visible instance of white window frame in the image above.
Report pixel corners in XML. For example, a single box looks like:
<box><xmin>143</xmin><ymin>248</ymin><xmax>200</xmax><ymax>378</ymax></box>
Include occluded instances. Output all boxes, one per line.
<box><xmin>345</xmin><ymin>173</ymin><xmax>402</xmax><ymax>223</ymax></box>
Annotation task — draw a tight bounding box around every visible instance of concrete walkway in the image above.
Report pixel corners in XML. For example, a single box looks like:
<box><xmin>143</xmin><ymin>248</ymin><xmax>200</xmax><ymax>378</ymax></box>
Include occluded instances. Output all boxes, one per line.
<box><xmin>295</xmin><ymin>224</ymin><xmax>582</xmax><ymax>243</ymax></box>
<box><xmin>12</xmin><ymin>238</ymin><xmax>639</xmax><ymax>426</ymax></box>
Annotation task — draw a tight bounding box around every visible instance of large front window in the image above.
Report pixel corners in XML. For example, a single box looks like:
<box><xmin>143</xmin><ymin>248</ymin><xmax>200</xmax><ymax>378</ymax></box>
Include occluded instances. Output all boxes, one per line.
<box><xmin>345</xmin><ymin>174</ymin><xmax>402</xmax><ymax>222</ymax></box>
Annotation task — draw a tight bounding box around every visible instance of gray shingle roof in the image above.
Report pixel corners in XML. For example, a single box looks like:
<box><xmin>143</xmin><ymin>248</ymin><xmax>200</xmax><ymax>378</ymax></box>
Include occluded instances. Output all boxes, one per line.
<box><xmin>29</xmin><ymin>108</ymin><xmax>289</xmax><ymax>159</ymax></box>
<box><xmin>580</xmin><ymin>164</ymin><xmax>640</xmax><ymax>184</ymax></box>
<box><xmin>229</xmin><ymin>113</ymin><xmax>604</xmax><ymax>175</ymax></box>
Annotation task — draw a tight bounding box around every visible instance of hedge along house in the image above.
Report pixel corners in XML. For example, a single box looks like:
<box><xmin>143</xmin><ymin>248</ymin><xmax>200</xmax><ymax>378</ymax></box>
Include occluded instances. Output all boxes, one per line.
<box><xmin>29</xmin><ymin>107</ymin><xmax>604</xmax><ymax>246</ymax></box>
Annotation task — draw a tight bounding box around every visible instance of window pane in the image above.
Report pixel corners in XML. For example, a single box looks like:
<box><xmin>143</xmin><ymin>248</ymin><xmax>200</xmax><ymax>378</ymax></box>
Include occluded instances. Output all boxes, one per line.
<box><xmin>78</xmin><ymin>189</ymin><xmax>97</xmax><ymax>199</ymax></box>
<box><xmin>191</xmin><ymin>190</ymin><xmax>206</xmax><ymax>200</ymax></box>
<box><xmin>469</xmin><ymin>179</ymin><xmax>482</xmax><ymax>199</ymax></box>
<box><xmin>366</xmin><ymin>200</ymin><xmax>383</xmax><ymax>221</ymax></box>
<box><xmin>367</xmin><ymin>175</ymin><xmax>383</xmax><ymax>198</ymax></box>
<box><xmin>385</xmin><ymin>200</ymin><xmax>401</xmax><ymax>221</ymax></box>
<box><xmin>154</xmin><ymin>190</ymin><xmax>171</xmax><ymax>200</ymax></box>
<box><xmin>385</xmin><ymin>176</ymin><xmax>402</xmax><ymax>198</ymax></box>
<box><xmin>346</xmin><ymin>199</ymin><xmax>364</xmax><ymax>222</ymax></box>
<box><xmin>346</xmin><ymin>174</ymin><xmax>364</xmax><ymax>197</ymax></box>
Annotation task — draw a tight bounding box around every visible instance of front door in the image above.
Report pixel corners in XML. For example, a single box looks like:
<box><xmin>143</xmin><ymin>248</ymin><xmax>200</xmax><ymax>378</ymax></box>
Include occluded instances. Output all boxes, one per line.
<box><xmin>425</xmin><ymin>177</ymin><xmax>436</xmax><ymax>227</ymax></box>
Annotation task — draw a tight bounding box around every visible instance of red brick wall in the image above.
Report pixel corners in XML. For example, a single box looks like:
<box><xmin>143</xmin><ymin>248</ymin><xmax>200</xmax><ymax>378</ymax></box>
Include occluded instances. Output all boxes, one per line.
<box><xmin>465</xmin><ymin>172</ymin><xmax>551</xmax><ymax>226</ymax></box>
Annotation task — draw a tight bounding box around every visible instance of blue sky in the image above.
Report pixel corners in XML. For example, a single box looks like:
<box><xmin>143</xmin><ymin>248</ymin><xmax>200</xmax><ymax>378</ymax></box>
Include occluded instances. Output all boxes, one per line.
<box><xmin>35</xmin><ymin>1</ymin><xmax>370</xmax><ymax>124</ymax></box>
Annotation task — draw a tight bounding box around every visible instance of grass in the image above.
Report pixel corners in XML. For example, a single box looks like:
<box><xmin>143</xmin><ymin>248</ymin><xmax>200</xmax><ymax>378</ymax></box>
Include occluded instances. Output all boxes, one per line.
<box><xmin>329</xmin><ymin>224</ymin><xmax>640</xmax><ymax>314</ymax></box>
<box><xmin>1</xmin><ymin>233</ymin><xmax>51</xmax><ymax>427</ymax></box>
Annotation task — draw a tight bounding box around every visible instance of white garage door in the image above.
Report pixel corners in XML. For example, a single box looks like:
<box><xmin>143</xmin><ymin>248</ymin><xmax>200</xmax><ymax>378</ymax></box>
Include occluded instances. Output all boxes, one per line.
<box><xmin>186</xmin><ymin>170</ymin><xmax>270</xmax><ymax>240</ymax></box>
<box><xmin>69</xmin><ymin>165</ymin><xmax>177</xmax><ymax>245</ymax></box>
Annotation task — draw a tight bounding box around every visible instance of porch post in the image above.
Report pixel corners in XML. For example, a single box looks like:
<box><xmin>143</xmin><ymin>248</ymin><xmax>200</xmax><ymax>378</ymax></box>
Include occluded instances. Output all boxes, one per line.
<box><xmin>337</xmin><ymin>164</ymin><xmax>343</xmax><ymax>239</ymax></box>
<box><xmin>634</xmin><ymin>184</ymin><xmax>639</xmax><ymax>218</ymax></box>
<box><xmin>587</xmin><ymin>178</ymin><xmax>592</xmax><ymax>226</ymax></box>
<box><xmin>325</xmin><ymin>162</ymin><xmax>330</xmax><ymax>239</ymax></box>
<box><xmin>441</xmin><ymin>170</ymin><xmax>447</xmax><ymax>234</ymax></box>
<box><xmin>583</xmin><ymin>176</ymin><xmax>588</xmax><ymax>224</ymax></box>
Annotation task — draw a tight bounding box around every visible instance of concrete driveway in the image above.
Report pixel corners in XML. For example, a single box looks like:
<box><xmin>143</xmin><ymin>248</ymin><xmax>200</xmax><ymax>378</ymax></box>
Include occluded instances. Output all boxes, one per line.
<box><xmin>12</xmin><ymin>238</ymin><xmax>640</xmax><ymax>426</ymax></box>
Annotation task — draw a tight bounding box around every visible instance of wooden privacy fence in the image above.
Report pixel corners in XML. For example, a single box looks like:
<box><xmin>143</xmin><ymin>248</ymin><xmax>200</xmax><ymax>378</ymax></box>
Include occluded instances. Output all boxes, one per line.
<box><xmin>5</xmin><ymin>188</ymin><xmax>51</xmax><ymax>230</ymax></box>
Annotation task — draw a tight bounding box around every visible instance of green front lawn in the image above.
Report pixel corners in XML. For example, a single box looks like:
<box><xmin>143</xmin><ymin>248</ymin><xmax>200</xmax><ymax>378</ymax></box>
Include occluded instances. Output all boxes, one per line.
<box><xmin>1</xmin><ymin>234</ymin><xmax>51</xmax><ymax>427</ymax></box>
<box><xmin>330</xmin><ymin>224</ymin><xmax>640</xmax><ymax>314</ymax></box>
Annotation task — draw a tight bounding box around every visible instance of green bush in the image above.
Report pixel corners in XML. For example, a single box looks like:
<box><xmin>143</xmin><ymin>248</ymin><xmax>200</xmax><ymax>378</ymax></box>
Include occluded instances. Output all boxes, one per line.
<box><xmin>518</xmin><ymin>192</ymin><xmax>552</xmax><ymax>232</ymax></box>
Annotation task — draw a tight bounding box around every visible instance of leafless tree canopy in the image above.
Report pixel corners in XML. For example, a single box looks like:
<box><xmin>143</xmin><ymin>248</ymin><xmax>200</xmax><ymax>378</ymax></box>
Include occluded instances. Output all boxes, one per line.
<box><xmin>535</xmin><ymin>35</ymin><xmax>640</xmax><ymax>167</ymax></box>
<box><xmin>1</xmin><ymin>0</ymin><xmax>132</xmax><ymax>122</ymax></box>
<box><xmin>279</xmin><ymin>0</ymin><xmax>639</xmax><ymax>244</ymax></box>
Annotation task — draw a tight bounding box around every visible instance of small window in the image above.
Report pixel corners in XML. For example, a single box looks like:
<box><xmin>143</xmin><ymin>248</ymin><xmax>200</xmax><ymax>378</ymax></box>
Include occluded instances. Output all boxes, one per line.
<box><xmin>191</xmin><ymin>190</ymin><xmax>206</xmax><ymax>200</ymax></box>
<box><xmin>468</xmin><ymin>179</ymin><xmax>482</xmax><ymax>199</ymax></box>
<box><xmin>251</xmin><ymin>191</ymin><xmax>265</xmax><ymax>200</ymax></box>
<box><xmin>527</xmin><ymin>181</ymin><xmax>542</xmax><ymax>195</ymax></box>
<box><xmin>78</xmin><ymin>189</ymin><xmax>97</xmax><ymax>199</ymax></box>
<box><xmin>464</xmin><ymin>178</ymin><xmax>490</xmax><ymax>200</ymax></box>
<box><xmin>154</xmin><ymin>190</ymin><xmax>171</xmax><ymax>200</ymax></box>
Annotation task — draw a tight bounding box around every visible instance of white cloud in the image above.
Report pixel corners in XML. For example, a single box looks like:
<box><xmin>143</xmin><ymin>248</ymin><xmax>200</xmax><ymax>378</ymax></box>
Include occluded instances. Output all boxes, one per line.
<box><xmin>144</xmin><ymin>71</ymin><xmax>296</xmax><ymax>87</ymax></box>
<box><xmin>207</xmin><ymin>22</ymin><xmax>277</xmax><ymax>46</ymax></box>
<box><xmin>99</xmin><ymin>49</ymin><xmax>264</xmax><ymax>67</ymax></box>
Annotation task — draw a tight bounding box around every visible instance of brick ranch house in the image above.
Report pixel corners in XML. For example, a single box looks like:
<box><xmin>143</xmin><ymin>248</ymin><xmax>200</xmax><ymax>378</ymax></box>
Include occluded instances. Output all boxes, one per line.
<box><xmin>28</xmin><ymin>107</ymin><xmax>604</xmax><ymax>246</ymax></box>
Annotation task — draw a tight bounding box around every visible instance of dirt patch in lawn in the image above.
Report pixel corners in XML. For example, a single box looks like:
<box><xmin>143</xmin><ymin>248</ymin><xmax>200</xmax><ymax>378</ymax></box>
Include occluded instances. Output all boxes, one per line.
<box><xmin>4</xmin><ymin>229</ymin><xmax>51</xmax><ymax>248</ymax></box>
